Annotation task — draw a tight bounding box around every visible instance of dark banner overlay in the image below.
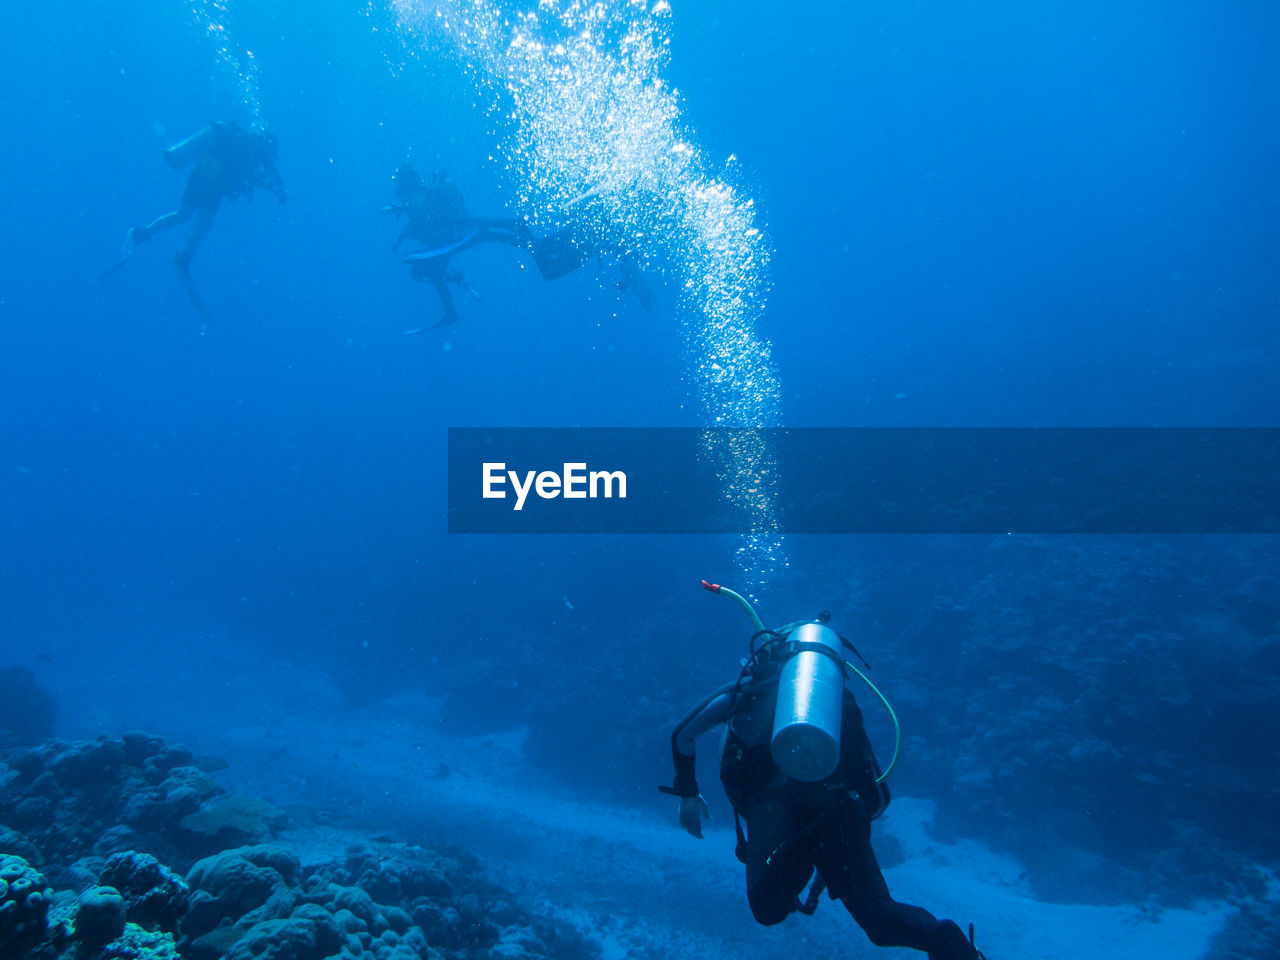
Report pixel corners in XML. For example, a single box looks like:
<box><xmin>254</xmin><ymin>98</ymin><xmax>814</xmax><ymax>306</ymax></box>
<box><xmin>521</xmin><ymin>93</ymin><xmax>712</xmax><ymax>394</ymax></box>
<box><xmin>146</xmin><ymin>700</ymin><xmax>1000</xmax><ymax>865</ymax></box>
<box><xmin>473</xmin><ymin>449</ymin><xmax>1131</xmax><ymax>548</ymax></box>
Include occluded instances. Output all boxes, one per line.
<box><xmin>447</xmin><ymin>428</ymin><xmax>1280</xmax><ymax>534</ymax></box>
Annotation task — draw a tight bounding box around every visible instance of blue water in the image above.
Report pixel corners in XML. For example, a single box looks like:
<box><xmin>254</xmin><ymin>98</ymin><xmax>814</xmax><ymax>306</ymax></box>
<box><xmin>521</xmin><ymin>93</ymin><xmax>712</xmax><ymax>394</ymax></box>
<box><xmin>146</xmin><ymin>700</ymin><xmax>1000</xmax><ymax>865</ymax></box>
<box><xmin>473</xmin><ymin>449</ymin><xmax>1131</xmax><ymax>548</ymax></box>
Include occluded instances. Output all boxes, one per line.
<box><xmin>2</xmin><ymin>0</ymin><xmax>1278</xmax><ymax>954</ymax></box>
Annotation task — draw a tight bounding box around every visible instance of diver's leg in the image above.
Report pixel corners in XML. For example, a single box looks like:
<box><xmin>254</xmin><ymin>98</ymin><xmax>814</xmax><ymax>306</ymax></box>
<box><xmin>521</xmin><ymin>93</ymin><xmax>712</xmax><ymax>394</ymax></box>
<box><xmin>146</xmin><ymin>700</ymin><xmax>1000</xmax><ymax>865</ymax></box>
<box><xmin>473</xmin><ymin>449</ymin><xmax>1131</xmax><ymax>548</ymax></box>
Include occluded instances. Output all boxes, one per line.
<box><xmin>816</xmin><ymin>804</ymin><xmax>980</xmax><ymax>959</ymax></box>
<box><xmin>100</xmin><ymin>204</ymin><xmax>197</xmax><ymax>280</ymax></box>
<box><xmin>925</xmin><ymin>922</ymin><xmax>984</xmax><ymax>960</ymax></box>
<box><xmin>166</xmin><ymin>205</ymin><xmax>217</xmax><ymax>322</ymax></box>
<box><xmin>413</xmin><ymin>258</ymin><xmax>458</xmax><ymax>324</ymax></box>
<box><xmin>174</xmin><ymin>208</ymin><xmax>216</xmax><ymax>270</ymax></box>
<box><xmin>407</xmin><ymin>258</ymin><xmax>460</xmax><ymax>328</ymax></box>
<box><xmin>444</xmin><ymin>268</ymin><xmax>481</xmax><ymax>302</ymax></box>
<box><xmin>472</xmin><ymin>219</ymin><xmax>532</xmax><ymax>249</ymax></box>
<box><xmin>137</xmin><ymin>202</ymin><xmax>196</xmax><ymax>244</ymax></box>
<box><xmin>432</xmin><ymin>276</ymin><xmax>459</xmax><ymax>324</ymax></box>
<box><xmin>742</xmin><ymin>792</ymin><xmax>815</xmax><ymax>926</ymax></box>
<box><xmin>439</xmin><ymin>221</ymin><xmax>530</xmax><ymax>260</ymax></box>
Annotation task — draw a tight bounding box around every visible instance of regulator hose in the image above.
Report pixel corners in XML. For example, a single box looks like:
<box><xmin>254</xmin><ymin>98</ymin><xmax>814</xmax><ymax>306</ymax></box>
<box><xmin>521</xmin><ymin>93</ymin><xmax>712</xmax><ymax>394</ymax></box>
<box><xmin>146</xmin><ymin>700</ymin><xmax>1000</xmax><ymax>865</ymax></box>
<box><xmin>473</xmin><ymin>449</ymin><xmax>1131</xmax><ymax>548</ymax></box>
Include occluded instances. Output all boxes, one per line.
<box><xmin>701</xmin><ymin>579</ymin><xmax>765</xmax><ymax>632</ymax></box>
<box><xmin>844</xmin><ymin>659</ymin><xmax>902</xmax><ymax>783</ymax></box>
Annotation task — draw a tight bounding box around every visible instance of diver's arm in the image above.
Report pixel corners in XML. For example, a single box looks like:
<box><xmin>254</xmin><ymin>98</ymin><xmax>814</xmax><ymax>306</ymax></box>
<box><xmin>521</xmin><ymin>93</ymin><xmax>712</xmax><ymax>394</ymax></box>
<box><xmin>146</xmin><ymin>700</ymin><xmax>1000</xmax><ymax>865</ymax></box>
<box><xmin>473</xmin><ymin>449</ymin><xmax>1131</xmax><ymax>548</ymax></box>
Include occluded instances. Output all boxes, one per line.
<box><xmin>673</xmin><ymin>690</ymin><xmax>733</xmax><ymax>777</ymax></box>
<box><xmin>662</xmin><ymin>684</ymin><xmax>734</xmax><ymax>839</ymax></box>
<box><xmin>663</xmin><ymin>682</ymin><xmax>736</xmax><ymax>797</ymax></box>
<box><xmin>257</xmin><ymin>160</ymin><xmax>287</xmax><ymax>204</ymax></box>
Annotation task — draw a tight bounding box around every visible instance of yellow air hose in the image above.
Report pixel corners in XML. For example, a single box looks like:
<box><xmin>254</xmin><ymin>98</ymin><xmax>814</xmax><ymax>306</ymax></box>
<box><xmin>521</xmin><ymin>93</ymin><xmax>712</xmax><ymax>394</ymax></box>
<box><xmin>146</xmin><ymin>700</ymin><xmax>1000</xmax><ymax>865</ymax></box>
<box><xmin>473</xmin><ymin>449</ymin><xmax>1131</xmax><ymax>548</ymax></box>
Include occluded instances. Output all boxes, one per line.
<box><xmin>701</xmin><ymin>579</ymin><xmax>765</xmax><ymax>632</ymax></box>
<box><xmin>845</xmin><ymin>659</ymin><xmax>902</xmax><ymax>783</ymax></box>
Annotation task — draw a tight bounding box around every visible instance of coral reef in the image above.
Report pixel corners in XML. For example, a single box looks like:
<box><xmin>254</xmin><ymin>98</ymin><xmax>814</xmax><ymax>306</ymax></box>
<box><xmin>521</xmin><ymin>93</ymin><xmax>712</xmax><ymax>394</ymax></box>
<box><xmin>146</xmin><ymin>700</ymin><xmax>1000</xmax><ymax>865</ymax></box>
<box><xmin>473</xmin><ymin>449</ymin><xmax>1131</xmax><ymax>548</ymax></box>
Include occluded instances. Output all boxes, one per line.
<box><xmin>0</xmin><ymin>732</ymin><xmax>271</xmax><ymax>875</ymax></box>
<box><xmin>864</xmin><ymin>537</ymin><xmax>1280</xmax><ymax>904</ymax></box>
<box><xmin>2</xmin><ymin>733</ymin><xmax>600</xmax><ymax>960</ymax></box>
<box><xmin>0</xmin><ymin>853</ymin><xmax>53</xmax><ymax>955</ymax></box>
<box><xmin>180</xmin><ymin>796</ymin><xmax>289</xmax><ymax>855</ymax></box>
<box><xmin>179</xmin><ymin>840</ymin><xmax>598</xmax><ymax>960</ymax></box>
<box><xmin>97</xmin><ymin>924</ymin><xmax>182</xmax><ymax>960</ymax></box>
<box><xmin>76</xmin><ymin>885</ymin><xmax>128</xmax><ymax>947</ymax></box>
<box><xmin>100</xmin><ymin>851</ymin><xmax>190</xmax><ymax>934</ymax></box>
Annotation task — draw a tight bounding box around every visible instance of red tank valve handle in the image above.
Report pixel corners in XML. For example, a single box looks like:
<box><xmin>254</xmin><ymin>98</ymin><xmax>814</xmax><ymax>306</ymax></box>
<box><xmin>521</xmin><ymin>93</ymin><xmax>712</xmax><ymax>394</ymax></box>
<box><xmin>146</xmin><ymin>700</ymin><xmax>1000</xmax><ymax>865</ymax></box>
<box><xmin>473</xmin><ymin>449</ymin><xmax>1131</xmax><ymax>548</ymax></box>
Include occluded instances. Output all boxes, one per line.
<box><xmin>701</xmin><ymin>580</ymin><xmax>765</xmax><ymax>631</ymax></box>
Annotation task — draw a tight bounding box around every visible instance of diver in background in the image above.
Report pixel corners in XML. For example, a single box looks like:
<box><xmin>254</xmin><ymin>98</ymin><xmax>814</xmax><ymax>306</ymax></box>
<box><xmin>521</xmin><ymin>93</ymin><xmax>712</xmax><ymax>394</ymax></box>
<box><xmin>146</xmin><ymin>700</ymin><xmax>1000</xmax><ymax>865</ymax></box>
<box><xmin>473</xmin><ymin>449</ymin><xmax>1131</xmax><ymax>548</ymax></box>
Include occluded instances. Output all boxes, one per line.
<box><xmin>386</xmin><ymin>162</ymin><xmax>594</xmax><ymax>331</ymax></box>
<box><xmin>101</xmin><ymin>121</ymin><xmax>287</xmax><ymax>319</ymax></box>
<box><xmin>387</xmin><ymin>164</ymin><xmax>485</xmax><ymax>328</ymax></box>
<box><xmin>664</xmin><ymin>608</ymin><xmax>988</xmax><ymax>960</ymax></box>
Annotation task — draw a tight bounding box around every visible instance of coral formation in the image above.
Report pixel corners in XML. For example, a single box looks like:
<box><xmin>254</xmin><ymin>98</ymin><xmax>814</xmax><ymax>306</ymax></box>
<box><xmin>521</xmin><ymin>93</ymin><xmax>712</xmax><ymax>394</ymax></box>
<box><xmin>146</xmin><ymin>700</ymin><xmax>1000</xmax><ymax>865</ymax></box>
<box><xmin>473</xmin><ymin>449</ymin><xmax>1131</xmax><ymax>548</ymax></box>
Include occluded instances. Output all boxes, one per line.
<box><xmin>0</xmin><ymin>853</ymin><xmax>53</xmax><ymax>955</ymax></box>
<box><xmin>75</xmin><ymin>885</ymin><xmax>128</xmax><ymax>947</ymax></box>
<box><xmin>100</xmin><ymin>851</ymin><xmax>190</xmax><ymax>934</ymax></box>
<box><xmin>0</xmin><ymin>733</ymin><xmax>273</xmax><ymax>875</ymax></box>
<box><xmin>178</xmin><ymin>840</ymin><xmax>598</xmax><ymax>960</ymax></box>
<box><xmin>870</xmin><ymin>537</ymin><xmax>1280</xmax><ymax>904</ymax></box>
<box><xmin>2</xmin><ymin>732</ymin><xmax>600</xmax><ymax>960</ymax></box>
<box><xmin>99</xmin><ymin>924</ymin><xmax>182</xmax><ymax>960</ymax></box>
<box><xmin>180</xmin><ymin>795</ymin><xmax>289</xmax><ymax>853</ymax></box>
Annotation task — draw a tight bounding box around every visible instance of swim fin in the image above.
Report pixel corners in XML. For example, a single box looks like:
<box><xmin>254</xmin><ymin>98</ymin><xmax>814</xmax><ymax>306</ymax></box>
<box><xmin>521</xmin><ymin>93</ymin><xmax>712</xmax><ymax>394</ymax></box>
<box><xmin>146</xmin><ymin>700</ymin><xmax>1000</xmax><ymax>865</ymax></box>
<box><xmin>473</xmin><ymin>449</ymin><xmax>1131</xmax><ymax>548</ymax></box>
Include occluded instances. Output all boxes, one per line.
<box><xmin>403</xmin><ymin>315</ymin><xmax>459</xmax><ymax>335</ymax></box>
<box><xmin>531</xmin><ymin>228</ymin><xmax>591</xmax><ymax>280</ymax></box>
<box><xmin>97</xmin><ymin>227</ymin><xmax>142</xmax><ymax>281</ymax></box>
<box><xmin>173</xmin><ymin>258</ymin><xmax>213</xmax><ymax>323</ymax></box>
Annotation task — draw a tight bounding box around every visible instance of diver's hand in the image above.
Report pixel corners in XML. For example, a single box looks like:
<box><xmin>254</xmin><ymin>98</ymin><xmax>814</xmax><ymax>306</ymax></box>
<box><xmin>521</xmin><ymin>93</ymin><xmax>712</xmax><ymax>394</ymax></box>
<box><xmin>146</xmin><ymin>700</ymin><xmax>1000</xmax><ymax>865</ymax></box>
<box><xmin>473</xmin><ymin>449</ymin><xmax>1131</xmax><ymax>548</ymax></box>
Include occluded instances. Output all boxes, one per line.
<box><xmin>678</xmin><ymin>794</ymin><xmax>710</xmax><ymax>839</ymax></box>
<box><xmin>276</xmin><ymin>189</ymin><xmax>289</xmax><ymax>205</ymax></box>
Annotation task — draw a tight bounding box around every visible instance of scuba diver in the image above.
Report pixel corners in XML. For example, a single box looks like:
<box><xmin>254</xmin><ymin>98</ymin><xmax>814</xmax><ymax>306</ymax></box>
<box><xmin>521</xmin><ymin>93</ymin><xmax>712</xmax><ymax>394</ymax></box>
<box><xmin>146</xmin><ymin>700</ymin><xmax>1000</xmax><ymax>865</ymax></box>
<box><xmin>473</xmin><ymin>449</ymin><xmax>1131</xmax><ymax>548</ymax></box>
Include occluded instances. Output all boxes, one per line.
<box><xmin>386</xmin><ymin>163</ymin><xmax>624</xmax><ymax>332</ymax></box>
<box><xmin>101</xmin><ymin>120</ymin><xmax>287</xmax><ymax>321</ymax></box>
<box><xmin>663</xmin><ymin>582</ymin><xmax>988</xmax><ymax>960</ymax></box>
<box><xmin>387</xmin><ymin>164</ymin><xmax>490</xmax><ymax>329</ymax></box>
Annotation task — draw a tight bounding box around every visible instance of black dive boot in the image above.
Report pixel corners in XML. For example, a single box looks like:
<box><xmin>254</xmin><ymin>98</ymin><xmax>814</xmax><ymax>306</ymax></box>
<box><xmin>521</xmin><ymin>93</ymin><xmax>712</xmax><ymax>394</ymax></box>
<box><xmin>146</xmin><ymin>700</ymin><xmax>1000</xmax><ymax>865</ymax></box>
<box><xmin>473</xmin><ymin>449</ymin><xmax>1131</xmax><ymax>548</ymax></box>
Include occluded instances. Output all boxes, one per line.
<box><xmin>929</xmin><ymin>919</ymin><xmax>987</xmax><ymax>960</ymax></box>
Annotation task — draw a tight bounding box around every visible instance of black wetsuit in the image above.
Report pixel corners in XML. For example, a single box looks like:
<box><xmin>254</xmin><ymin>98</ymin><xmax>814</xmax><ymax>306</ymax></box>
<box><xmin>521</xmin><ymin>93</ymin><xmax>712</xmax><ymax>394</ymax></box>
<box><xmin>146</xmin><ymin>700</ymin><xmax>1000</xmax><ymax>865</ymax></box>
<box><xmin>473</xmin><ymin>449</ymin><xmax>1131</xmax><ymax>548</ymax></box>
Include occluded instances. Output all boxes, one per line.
<box><xmin>669</xmin><ymin>658</ymin><xmax>982</xmax><ymax>960</ymax></box>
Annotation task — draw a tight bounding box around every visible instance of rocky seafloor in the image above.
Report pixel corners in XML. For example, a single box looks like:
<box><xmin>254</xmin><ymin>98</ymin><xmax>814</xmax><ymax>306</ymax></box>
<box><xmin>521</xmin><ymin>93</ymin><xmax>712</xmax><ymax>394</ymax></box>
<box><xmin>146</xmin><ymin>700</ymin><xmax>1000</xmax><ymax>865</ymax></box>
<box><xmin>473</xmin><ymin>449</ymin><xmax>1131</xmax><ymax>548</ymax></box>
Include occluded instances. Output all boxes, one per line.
<box><xmin>1</xmin><ymin>733</ymin><xmax>601</xmax><ymax>960</ymax></box>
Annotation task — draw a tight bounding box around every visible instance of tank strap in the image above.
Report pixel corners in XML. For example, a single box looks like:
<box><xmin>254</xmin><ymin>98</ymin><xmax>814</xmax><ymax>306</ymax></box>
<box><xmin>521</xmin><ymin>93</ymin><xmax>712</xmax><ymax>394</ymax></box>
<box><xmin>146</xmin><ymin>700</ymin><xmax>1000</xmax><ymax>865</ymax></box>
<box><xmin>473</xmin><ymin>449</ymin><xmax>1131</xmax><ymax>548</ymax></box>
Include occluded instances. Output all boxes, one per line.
<box><xmin>784</xmin><ymin>640</ymin><xmax>849</xmax><ymax>676</ymax></box>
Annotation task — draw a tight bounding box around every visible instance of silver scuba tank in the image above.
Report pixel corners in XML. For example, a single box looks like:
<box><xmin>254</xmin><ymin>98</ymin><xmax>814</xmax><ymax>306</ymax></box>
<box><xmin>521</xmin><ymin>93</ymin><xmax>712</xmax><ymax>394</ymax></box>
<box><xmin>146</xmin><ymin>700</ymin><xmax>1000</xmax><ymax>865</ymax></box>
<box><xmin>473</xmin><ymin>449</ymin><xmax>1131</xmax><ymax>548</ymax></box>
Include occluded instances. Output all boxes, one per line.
<box><xmin>770</xmin><ymin>622</ymin><xmax>845</xmax><ymax>781</ymax></box>
<box><xmin>164</xmin><ymin>124</ymin><xmax>222</xmax><ymax>170</ymax></box>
